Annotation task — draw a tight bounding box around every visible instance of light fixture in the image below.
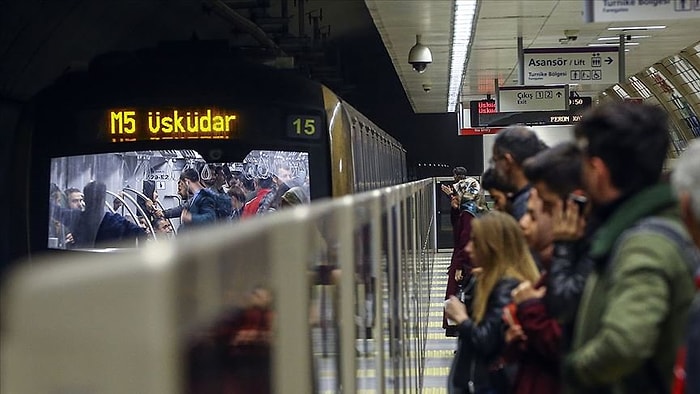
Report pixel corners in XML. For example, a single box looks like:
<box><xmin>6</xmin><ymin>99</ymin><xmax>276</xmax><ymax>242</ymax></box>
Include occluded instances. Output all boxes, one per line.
<box><xmin>587</xmin><ymin>42</ymin><xmax>639</xmax><ymax>47</ymax></box>
<box><xmin>607</xmin><ymin>25</ymin><xmax>666</xmax><ymax>31</ymax></box>
<box><xmin>447</xmin><ymin>0</ymin><xmax>479</xmax><ymax>112</ymax></box>
<box><xmin>597</xmin><ymin>35</ymin><xmax>650</xmax><ymax>41</ymax></box>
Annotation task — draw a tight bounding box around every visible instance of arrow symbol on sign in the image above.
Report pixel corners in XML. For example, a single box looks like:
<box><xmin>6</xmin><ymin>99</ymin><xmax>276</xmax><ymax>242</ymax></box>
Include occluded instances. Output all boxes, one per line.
<box><xmin>556</xmin><ymin>92</ymin><xmax>562</xmax><ymax>98</ymax></box>
<box><xmin>605</xmin><ymin>57</ymin><xmax>613</xmax><ymax>65</ymax></box>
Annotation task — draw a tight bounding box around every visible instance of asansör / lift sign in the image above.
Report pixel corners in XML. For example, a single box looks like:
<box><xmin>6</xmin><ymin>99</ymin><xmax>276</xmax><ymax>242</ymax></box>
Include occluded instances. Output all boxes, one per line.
<box><xmin>523</xmin><ymin>47</ymin><xmax>619</xmax><ymax>86</ymax></box>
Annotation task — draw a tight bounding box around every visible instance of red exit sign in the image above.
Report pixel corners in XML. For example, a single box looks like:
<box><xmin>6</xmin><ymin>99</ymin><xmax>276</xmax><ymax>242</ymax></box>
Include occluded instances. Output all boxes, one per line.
<box><xmin>477</xmin><ymin>100</ymin><xmax>497</xmax><ymax>114</ymax></box>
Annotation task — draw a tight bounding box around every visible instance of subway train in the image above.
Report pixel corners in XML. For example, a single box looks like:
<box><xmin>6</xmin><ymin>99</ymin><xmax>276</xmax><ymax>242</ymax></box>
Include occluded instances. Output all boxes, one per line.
<box><xmin>5</xmin><ymin>42</ymin><xmax>406</xmax><ymax>263</ymax></box>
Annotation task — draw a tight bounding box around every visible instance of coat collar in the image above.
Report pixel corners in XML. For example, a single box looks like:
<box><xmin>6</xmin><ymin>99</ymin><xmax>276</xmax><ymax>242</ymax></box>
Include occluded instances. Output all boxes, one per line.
<box><xmin>589</xmin><ymin>183</ymin><xmax>677</xmax><ymax>259</ymax></box>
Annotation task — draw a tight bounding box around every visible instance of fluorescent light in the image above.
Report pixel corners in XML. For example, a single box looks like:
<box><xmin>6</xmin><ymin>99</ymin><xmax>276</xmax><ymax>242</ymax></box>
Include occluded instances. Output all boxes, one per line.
<box><xmin>597</xmin><ymin>35</ymin><xmax>650</xmax><ymax>41</ymax></box>
<box><xmin>587</xmin><ymin>42</ymin><xmax>639</xmax><ymax>47</ymax></box>
<box><xmin>448</xmin><ymin>0</ymin><xmax>479</xmax><ymax>112</ymax></box>
<box><xmin>608</xmin><ymin>25</ymin><xmax>665</xmax><ymax>31</ymax></box>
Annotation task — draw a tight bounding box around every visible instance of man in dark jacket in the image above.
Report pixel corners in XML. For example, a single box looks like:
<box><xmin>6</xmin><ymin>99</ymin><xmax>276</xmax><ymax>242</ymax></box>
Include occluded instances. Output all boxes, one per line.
<box><xmin>491</xmin><ymin>125</ymin><xmax>547</xmax><ymax>221</ymax></box>
<box><xmin>563</xmin><ymin>102</ymin><xmax>697</xmax><ymax>394</ymax></box>
<box><xmin>178</xmin><ymin>168</ymin><xmax>216</xmax><ymax>232</ymax></box>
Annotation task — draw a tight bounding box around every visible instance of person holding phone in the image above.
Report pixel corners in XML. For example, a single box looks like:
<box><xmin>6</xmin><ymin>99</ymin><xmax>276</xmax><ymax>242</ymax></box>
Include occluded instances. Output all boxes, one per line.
<box><xmin>443</xmin><ymin>176</ymin><xmax>484</xmax><ymax>337</ymax></box>
<box><xmin>496</xmin><ymin>142</ymin><xmax>594</xmax><ymax>394</ymax></box>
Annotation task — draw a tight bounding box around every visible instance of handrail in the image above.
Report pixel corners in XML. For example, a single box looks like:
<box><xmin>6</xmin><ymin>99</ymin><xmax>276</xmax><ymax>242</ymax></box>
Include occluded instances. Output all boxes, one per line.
<box><xmin>117</xmin><ymin>190</ymin><xmax>157</xmax><ymax>240</ymax></box>
<box><xmin>121</xmin><ymin>187</ymin><xmax>170</xmax><ymax>237</ymax></box>
<box><xmin>104</xmin><ymin>190</ymin><xmax>150</xmax><ymax>240</ymax></box>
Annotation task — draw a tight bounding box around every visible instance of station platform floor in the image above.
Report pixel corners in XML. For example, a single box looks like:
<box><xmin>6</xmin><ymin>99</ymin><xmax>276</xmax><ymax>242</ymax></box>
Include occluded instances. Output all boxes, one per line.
<box><xmin>419</xmin><ymin>252</ymin><xmax>455</xmax><ymax>393</ymax></box>
<box><xmin>316</xmin><ymin>252</ymin><xmax>456</xmax><ymax>393</ymax></box>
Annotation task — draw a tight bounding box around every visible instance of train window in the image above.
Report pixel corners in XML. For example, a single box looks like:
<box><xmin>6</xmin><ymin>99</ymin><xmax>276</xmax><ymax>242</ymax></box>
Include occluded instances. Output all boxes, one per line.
<box><xmin>47</xmin><ymin>149</ymin><xmax>310</xmax><ymax>250</ymax></box>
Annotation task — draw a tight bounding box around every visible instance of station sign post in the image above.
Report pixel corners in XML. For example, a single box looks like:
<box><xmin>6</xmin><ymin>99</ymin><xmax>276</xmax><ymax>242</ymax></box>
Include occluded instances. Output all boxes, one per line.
<box><xmin>498</xmin><ymin>85</ymin><xmax>569</xmax><ymax>112</ymax></box>
<box><xmin>523</xmin><ymin>47</ymin><xmax>619</xmax><ymax>86</ymax></box>
<box><xmin>584</xmin><ymin>0</ymin><xmax>700</xmax><ymax>22</ymax></box>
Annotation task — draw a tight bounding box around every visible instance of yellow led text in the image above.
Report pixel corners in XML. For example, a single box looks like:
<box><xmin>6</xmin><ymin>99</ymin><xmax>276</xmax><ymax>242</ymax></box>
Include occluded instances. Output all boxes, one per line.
<box><xmin>108</xmin><ymin>109</ymin><xmax>236</xmax><ymax>142</ymax></box>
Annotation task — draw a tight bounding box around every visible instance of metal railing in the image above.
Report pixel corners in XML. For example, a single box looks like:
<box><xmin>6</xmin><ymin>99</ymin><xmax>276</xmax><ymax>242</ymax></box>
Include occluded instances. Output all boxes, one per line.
<box><xmin>1</xmin><ymin>179</ymin><xmax>437</xmax><ymax>393</ymax></box>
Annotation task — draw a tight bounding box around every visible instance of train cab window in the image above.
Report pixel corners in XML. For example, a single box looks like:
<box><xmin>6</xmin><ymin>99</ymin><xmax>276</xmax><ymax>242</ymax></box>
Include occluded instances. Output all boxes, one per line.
<box><xmin>47</xmin><ymin>149</ymin><xmax>310</xmax><ymax>250</ymax></box>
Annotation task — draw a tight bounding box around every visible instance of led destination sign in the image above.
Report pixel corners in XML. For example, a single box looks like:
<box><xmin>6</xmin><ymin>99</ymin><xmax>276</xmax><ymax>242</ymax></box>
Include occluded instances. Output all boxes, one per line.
<box><xmin>108</xmin><ymin>108</ymin><xmax>237</xmax><ymax>142</ymax></box>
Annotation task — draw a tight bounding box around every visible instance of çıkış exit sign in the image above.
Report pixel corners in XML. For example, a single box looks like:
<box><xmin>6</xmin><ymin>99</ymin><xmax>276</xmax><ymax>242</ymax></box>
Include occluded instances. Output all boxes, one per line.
<box><xmin>107</xmin><ymin>108</ymin><xmax>237</xmax><ymax>142</ymax></box>
<box><xmin>498</xmin><ymin>85</ymin><xmax>569</xmax><ymax>112</ymax></box>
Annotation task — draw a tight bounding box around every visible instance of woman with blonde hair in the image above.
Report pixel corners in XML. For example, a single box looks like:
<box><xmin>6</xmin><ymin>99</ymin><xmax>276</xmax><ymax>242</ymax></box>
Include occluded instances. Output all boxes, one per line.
<box><xmin>445</xmin><ymin>211</ymin><xmax>540</xmax><ymax>394</ymax></box>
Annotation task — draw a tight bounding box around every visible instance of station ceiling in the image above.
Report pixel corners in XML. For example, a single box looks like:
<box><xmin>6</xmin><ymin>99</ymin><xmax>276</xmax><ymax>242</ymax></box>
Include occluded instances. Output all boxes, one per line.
<box><xmin>367</xmin><ymin>0</ymin><xmax>700</xmax><ymax>113</ymax></box>
<box><xmin>2</xmin><ymin>0</ymin><xmax>698</xmax><ymax>117</ymax></box>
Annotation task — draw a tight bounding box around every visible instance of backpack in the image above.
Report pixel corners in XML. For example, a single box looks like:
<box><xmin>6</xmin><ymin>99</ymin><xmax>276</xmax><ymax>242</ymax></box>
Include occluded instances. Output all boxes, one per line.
<box><xmin>616</xmin><ymin>217</ymin><xmax>700</xmax><ymax>394</ymax></box>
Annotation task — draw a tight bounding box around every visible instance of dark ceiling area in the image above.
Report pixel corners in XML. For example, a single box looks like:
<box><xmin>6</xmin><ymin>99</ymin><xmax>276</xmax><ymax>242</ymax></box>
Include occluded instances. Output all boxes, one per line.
<box><xmin>0</xmin><ymin>0</ymin><xmax>481</xmax><ymax>175</ymax></box>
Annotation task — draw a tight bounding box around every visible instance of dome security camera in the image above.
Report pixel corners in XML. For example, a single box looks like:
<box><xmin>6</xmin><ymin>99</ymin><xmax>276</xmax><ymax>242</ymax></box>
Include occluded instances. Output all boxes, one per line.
<box><xmin>408</xmin><ymin>35</ymin><xmax>432</xmax><ymax>74</ymax></box>
<box><xmin>422</xmin><ymin>84</ymin><xmax>432</xmax><ymax>93</ymax></box>
<box><xmin>564</xmin><ymin>29</ymin><xmax>579</xmax><ymax>41</ymax></box>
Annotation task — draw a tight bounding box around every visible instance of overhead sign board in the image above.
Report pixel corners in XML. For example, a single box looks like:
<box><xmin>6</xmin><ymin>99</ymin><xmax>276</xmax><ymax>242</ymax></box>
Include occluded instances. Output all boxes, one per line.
<box><xmin>584</xmin><ymin>0</ymin><xmax>700</xmax><ymax>23</ymax></box>
<box><xmin>469</xmin><ymin>99</ymin><xmax>496</xmax><ymax>127</ymax></box>
<box><xmin>498</xmin><ymin>85</ymin><xmax>569</xmax><ymax>112</ymax></box>
<box><xmin>477</xmin><ymin>110</ymin><xmax>584</xmax><ymax>127</ymax></box>
<box><xmin>523</xmin><ymin>47</ymin><xmax>619</xmax><ymax>85</ymax></box>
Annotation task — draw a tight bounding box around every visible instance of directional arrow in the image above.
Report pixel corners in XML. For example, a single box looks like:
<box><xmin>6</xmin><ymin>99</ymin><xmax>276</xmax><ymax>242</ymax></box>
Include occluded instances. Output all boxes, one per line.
<box><xmin>605</xmin><ymin>56</ymin><xmax>614</xmax><ymax>65</ymax></box>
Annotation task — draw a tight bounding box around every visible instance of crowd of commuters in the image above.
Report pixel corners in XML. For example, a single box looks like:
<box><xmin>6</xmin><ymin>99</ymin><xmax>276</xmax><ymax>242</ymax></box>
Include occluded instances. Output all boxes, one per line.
<box><xmin>444</xmin><ymin>102</ymin><xmax>699</xmax><ymax>394</ymax></box>
<box><xmin>48</xmin><ymin>162</ymin><xmax>310</xmax><ymax>249</ymax></box>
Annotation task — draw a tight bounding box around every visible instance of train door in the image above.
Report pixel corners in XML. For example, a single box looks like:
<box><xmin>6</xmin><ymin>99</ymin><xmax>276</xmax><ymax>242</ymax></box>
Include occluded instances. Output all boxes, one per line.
<box><xmin>435</xmin><ymin>176</ymin><xmax>455</xmax><ymax>251</ymax></box>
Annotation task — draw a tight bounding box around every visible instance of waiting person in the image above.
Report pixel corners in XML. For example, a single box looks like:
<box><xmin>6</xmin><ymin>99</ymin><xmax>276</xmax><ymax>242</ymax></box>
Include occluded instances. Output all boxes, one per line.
<box><xmin>443</xmin><ymin>177</ymin><xmax>483</xmax><ymax>337</ymax></box>
<box><xmin>72</xmin><ymin>181</ymin><xmax>146</xmax><ymax>248</ymax></box>
<box><xmin>445</xmin><ymin>211</ymin><xmax>540</xmax><ymax>394</ymax></box>
<box><xmin>441</xmin><ymin>166</ymin><xmax>469</xmax><ymax>198</ymax></box>
<box><xmin>522</xmin><ymin>141</ymin><xmax>593</xmax><ymax>325</ymax></box>
<box><xmin>518</xmin><ymin>188</ymin><xmax>554</xmax><ymax>271</ymax></box>
<box><xmin>491</xmin><ymin>125</ymin><xmax>547</xmax><ymax>220</ymax></box>
<box><xmin>481</xmin><ymin>167</ymin><xmax>515</xmax><ymax>213</ymax></box>
<box><xmin>563</xmin><ymin>102</ymin><xmax>697</xmax><ymax>394</ymax></box>
<box><xmin>500</xmin><ymin>143</ymin><xmax>593</xmax><ymax>394</ymax></box>
<box><xmin>670</xmin><ymin>139</ymin><xmax>700</xmax><ymax>394</ymax></box>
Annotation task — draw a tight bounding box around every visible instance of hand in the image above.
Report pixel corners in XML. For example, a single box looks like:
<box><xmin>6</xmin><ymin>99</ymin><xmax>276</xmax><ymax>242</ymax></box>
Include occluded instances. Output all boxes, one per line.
<box><xmin>153</xmin><ymin>209</ymin><xmax>164</xmax><ymax>218</ymax></box>
<box><xmin>441</xmin><ymin>184</ymin><xmax>453</xmax><ymax>196</ymax></box>
<box><xmin>511</xmin><ymin>281</ymin><xmax>546</xmax><ymax>304</ymax></box>
<box><xmin>181</xmin><ymin>209</ymin><xmax>192</xmax><ymax>224</ymax></box>
<box><xmin>455</xmin><ymin>269</ymin><xmax>463</xmax><ymax>282</ymax></box>
<box><xmin>450</xmin><ymin>195</ymin><xmax>459</xmax><ymax>209</ymax></box>
<box><xmin>552</xmin><ymin>198</ymin><xmax>586</xmax><ymax>241</ymax></box>
<box><xmin>471</xmin><ymin>267</ymin><xmax>483</xmax><ymax>276</ymax></box>
<box><xmin>65</xmin><ymin>233</ymin><xmax>74</xmax><ymax>245</ymax></box>
<box><xmin>444</xmin><ymin>295</ymin><xmax>469</xmax><ymax>325</ymax></box>
<box><xmin>505</xmin><ymin>324</ymin><xmax>527</xmax><ymax>344</ymax></box>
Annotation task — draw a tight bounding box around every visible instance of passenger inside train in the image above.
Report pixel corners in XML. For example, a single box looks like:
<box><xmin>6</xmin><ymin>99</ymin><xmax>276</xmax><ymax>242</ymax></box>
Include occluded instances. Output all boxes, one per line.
<box><xmin>46</xmin><ymin>149</ymin><xmax>311</xmax><ymax>249</ymax></box>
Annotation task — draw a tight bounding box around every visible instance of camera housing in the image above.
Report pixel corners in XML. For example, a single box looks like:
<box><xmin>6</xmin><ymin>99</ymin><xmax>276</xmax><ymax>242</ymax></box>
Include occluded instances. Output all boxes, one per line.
<box><xmin>564</xmin><ymin>29</ymin><xmax>578</xmax><ymax>41</ymax></box>
<box><xmin>408</xmin><ymin>35</ymin><xmax>432</xmax><ymax>74</ymax></box>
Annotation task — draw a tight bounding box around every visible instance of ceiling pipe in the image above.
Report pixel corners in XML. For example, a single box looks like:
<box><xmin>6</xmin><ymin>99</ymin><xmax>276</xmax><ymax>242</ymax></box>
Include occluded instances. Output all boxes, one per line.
<box><xmin>203</xmin><ymin>0</ymin><xmax>286</xmax><ymax>56</ymax></box>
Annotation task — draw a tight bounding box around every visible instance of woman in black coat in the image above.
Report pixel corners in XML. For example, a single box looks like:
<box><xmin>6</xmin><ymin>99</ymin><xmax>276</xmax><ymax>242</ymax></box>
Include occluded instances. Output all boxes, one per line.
<box><xmin>445</xmin><ymin>211</ymin><xmax>540</xmax><ymax>394</ymax></box>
